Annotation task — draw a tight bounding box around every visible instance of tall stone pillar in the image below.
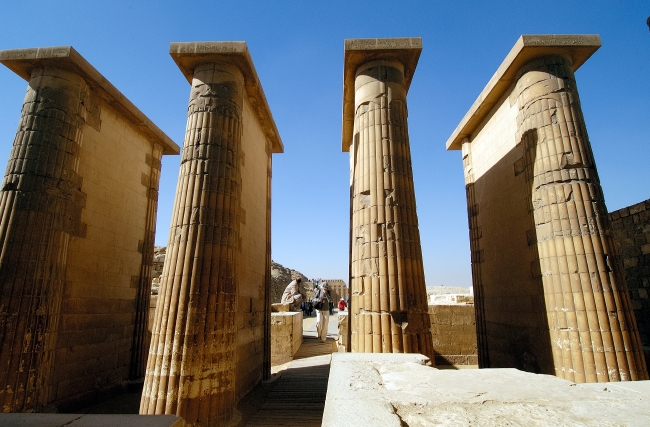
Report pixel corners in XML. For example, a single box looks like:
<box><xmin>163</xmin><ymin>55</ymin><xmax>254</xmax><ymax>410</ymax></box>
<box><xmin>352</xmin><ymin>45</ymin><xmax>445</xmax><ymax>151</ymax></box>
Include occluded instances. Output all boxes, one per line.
<box><xmin>141</xmin><ymin>61</ymin><xmax>243</xmax><ymax>425</ymax></box>
<box><xmin>342</xmin><ymin>38</ymin><xmax>433</xmax><ymax>360</ymax></box>
<box><xmin>516</xmin><ymin>55</ymin><xmax>648</xmax><ymax>382</ymax></box>
<box><xmin>130</xmin><ymin>142</ymin><xmax>164</xmax><ymax>380</ymax></box>
<box><xmin>0</xmin><ymin>66</ymin><xmax>88</xmax><ymax>412</ymax></box>
<box><xmin>445</xmin><ymin>35</ymin><xmax>647</xmax><ymax>382</ymax></box>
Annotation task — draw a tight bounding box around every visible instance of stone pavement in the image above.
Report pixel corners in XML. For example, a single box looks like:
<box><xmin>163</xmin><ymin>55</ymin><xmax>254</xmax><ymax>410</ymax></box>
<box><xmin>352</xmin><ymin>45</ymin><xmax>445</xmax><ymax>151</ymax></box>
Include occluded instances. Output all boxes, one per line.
<box><xmin>242</xmin><ymin>310</ymin><xmax>339</xmax><ymax>426</ymax></box>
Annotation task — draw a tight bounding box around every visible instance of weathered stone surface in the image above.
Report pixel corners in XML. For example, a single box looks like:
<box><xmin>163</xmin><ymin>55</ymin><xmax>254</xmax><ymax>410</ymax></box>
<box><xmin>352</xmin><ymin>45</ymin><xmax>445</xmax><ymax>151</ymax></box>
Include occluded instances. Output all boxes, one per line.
<box><xmin>344</xmin><ymin>38</ymin><xmax>433</xmax><ymax>359</ymax></box>
<box><xmin>0</xmin><ymin>46</ymin><xmax>177</xmax><ymax>412</ymax></box>
<box><xmin>271</xmin><ymin>303</ymin><xmax>290</xmax><ymax>312</ymax></box>
<box><xmin>326</xmin><ymin>280</ymin><xmax>348</xmax><ymax>303</ymax></box>
<box><xmin>142</xmin><ymin>41</ymin><xmax>281</xmax><ymax>427</ymax></box>
<box><xmin>445</xmin><ymin>34</ymin><xmax>601</xmax><ymax>151</ymax></box>
<box><xmin>428</xmin><ymin>299</ymin><xmax>478</xmax><ymax>367</ymax></box>
<box><xmin>323</xmin><ymin>353</ymin><xmax>650</xmax><ymax>427</ymax></box>
<box><xmin>337</xmin><ymin>313</ymin><xmax>348</xmax><ymax>352</ymax></box>
<box><xmin>271</xmin><ymin>260</ymin><xmax>310</xmax><ymax>303</ymax></box>
<box><xmin>142</xmin><ymin>59</ymin><xmax>245</xmax><ymax>426</ymax></box>
<box><xmin>447</xmin><ymin>35</ymin><xmax>647</xmax><ymax>382</ymax></box>
<box><xmin>610</xmin><ymin>198</ymin><xmax>650</xmax><ymax>370</ymax></box>
<box><xmin>270</xmin><ymin>312</ymin><xmax>302</xmax><ymax>366</ymax></box>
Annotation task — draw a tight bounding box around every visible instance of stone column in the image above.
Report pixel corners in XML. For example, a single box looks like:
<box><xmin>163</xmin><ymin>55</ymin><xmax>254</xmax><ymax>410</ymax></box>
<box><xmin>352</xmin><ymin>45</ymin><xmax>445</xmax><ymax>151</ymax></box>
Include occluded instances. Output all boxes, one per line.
<box><xmin>130</xmin><ymin>143</ymin><xmax>164</xmax><ymax>380</ymax></box>
<box><xmin>348</xmin><ymin>56</ymin><xmax>433</xmax><ymax>359</ymax></box>
<box><xmin>516</xmin><ymin>55</ymin><xmax>648</xmax><ymax>382</ymax></box>
<box><xmin>0</xmin><ymin>67</ymin><xmax>88</xmax><ymax>411</ymax></box>
<box><xmin>263</xmin><ymin>141</ymin><xmax>272</xmax><ymax>381</ymax></box>
<box><xmin>141</xmin><ymin>62</ymin><xmax>243</xmax><ymax>425</ymax></box>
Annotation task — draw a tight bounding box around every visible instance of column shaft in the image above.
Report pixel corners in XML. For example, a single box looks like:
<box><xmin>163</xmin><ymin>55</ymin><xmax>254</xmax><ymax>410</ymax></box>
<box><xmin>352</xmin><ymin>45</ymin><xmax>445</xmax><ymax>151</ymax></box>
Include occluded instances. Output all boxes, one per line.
<box><xmin>130</xmin><ymin>144</ymin><xmax>164</xmax><ymax>380</ymax></box>
<box><xmin>0</xmin><ymin>67</ymin><xmax>87</xmax><ymax>411</ymax></box>
<box><xmin>349</xmin><ymin>60</ymin><xmax>433</xmax><ymax>359</ymax></box>
<box><xmin>141</xmin><ymin>62</ymin><xmax>243</xmax><ymax>425</ymax></box>
<box><xmin>517</xmin><ymin>55</ymin><xmax>648</xmax><ymax>382</ymax></box>
<box><xmin>262</xmin><ymin>142</ymin><xmax>272</xmax><ymax>381</ymax></box>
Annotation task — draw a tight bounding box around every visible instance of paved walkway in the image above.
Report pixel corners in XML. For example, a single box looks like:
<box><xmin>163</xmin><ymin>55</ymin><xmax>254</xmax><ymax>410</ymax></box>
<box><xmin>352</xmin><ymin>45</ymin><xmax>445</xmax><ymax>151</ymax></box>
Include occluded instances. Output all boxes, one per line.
<box><xmin>243</xmin><ymin>311</ymin><xmax>341</xmax><ymax>427</ymax></box>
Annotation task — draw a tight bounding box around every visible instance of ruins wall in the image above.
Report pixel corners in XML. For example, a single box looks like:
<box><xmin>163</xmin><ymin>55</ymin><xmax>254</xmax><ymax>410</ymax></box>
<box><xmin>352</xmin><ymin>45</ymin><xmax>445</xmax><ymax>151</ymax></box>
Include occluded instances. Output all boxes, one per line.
<box><xmin>235</xmin><ymin>96</ymin><xmax>272</xmax><ymax>399</ymax></box>
<box><xmin>270</xmin><ymin>312</ymin><xmax>303</xmax><ymax>365</ymax></box>
<box><xmin>324</xmin><ymin>279</ymin><xmax>348</xmax><ymax>303</ymax></box>
<box><xmin>0</xmin><ymin>47</ymin><xmax>178</xmax><ymax>411</ymax></box>
<box><xmin>54</xmin><ymin>100</ymin><xmax>164</xmax><ymax>408</ymax></box>
<box><xmin>429</xmin><ymin>300</ymin><xmax>478</xmax><ymax>366</ymax></box>
<box><xmin>610</xmin><ymin>199</ymin><xmax>650</xmax><ymax>356</ymax></box>
<box><xmin>464</xmin><ymin>87</ymin><xmax>553</xmax><ymax>373</ymax></box>
<box><xmin>448</xmin><ymin>36</ymin><xmax>647</xmax><ymax>382</ymax></box>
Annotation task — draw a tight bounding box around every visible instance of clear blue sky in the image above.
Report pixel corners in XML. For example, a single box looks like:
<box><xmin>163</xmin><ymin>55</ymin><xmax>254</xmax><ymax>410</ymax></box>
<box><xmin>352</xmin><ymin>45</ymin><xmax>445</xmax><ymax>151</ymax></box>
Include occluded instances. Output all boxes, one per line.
<box><xmin>0</xmin><ymin>1</ymin><xmax>648</xmax><ymax>287</ymax></box>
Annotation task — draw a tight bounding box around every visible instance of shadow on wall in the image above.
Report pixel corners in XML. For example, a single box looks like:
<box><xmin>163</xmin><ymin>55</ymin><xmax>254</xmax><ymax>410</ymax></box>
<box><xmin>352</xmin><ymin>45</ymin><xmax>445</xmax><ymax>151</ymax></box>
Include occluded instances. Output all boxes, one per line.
<box><xmin>468</xmin><ymin>127</ymin><xmax>554</xmax><ymax>375</ymax></box>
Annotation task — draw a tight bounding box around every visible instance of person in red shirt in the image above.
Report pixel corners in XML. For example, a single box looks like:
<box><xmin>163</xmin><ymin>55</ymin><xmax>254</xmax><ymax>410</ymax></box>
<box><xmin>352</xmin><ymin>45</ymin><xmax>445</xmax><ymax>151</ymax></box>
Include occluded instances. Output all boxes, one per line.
<box><xmin>338</xmin><ymin>298</ymin><xmax>347</xmax><ymax>311</ymax></box>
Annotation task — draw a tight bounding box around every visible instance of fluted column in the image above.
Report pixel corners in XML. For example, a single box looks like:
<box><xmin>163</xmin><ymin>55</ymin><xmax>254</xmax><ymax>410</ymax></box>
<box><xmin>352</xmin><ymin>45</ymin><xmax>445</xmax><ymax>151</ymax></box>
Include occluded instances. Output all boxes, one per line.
<box><xmin>349</xmin><ymin>59</ymin><xmax>433</xmax><ymax>359</ymax></box>
<box><xmin>0</xmin><ymin>67</ymin><xmax>87</xmax><ymax>411</ymax></box>
<box><xmin>141</xmin><ymin>62</ymin><xmax>243</xmax><ymax>425</ymax></box>
<box><xmin>130</xmin><ymin>143</ymin><xmax>164</xmax><ymax>380</ymax></box>
<box><xmin>517</xmin><ymin>55</ymin><xmax>648</xmax><ymax>382</ymax></box>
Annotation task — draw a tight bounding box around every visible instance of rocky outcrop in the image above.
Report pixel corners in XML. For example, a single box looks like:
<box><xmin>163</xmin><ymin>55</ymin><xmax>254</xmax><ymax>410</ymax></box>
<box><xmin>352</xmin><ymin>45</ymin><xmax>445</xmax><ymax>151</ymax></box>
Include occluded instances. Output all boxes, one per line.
<box><xmin>151</xmin><ymin>248</ymin><xmax>312</xmax><ymax>304</ymax></box>
<box><xmin>271</xmin><ymin>260</ymin><xmax>313</xmax><ymax>303</ymax></box>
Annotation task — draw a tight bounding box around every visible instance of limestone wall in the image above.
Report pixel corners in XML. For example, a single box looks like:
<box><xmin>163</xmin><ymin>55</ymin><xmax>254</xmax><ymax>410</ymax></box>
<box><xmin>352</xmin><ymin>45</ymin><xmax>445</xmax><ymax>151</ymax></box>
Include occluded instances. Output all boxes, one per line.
<box><xmin>234</xmin><ymin>95</ymin><xmax>273</xmax><ymax>400</ymax></box>
<box><xmin>610</xmin><ymin>199</ymin><xmax>650</xmax><ymax>353</ymax></box>
<box><xmin>55</xmin><ymin>96</ymin><xmax>166</xmax><ymax>409</ymax></box>
<box><xmin>0</xmin><ymin>47</ymin><xmax>178</xmax><ymax>411</ymax></box>
<box><xmin>463</xmin><ymin>86</ymin><xmax>553</xmax><ymax>373</ymax></box>
<box><xmin>270</xmin><ymin>312</ymin><xmax>303</xmax><ymax>366</ymax></box>
<box><xmin>429</xmin><ymin>297</ymin><xmax>478</xmax><ymax>366</ymax></box>
<box><xmin>325</xmin><ymin>279</ymin><xmax>348</xmax><ymax>302</ymax></box>
<box><xmin>450</xmin><ymin>37</ymin><xmax>647</xmax><ymax>383</ymax></box>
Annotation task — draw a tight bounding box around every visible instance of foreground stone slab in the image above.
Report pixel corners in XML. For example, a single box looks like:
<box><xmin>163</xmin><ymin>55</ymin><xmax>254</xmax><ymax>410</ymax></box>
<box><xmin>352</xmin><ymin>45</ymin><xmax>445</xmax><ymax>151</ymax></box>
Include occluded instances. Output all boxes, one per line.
<box><xmin>323</xmin><ymin>353</ymin><xmax>650</xmax><ymax>427</ymax></box>
<box><xmin>0</xmin><ymin>414</ymin><xmax>185</xmax><ymax>427</ymax></box>
<box><xmin>342</xmin><ymin>38</ymin><xmax>433</xmax><ymax>359</ymax></box>
<box><xmin>445</xmin><ymin>34</ymin><xmax>647</xmax><ymax>382</ymax></box>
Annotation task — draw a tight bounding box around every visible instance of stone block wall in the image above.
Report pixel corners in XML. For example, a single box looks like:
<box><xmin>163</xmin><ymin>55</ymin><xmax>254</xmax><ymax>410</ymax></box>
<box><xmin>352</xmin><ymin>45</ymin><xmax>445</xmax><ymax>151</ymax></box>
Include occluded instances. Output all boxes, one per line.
<box><xmin>337</xmin><ymin>313</ymin><xmax>348</xmax><ymax>352</ymax></box>
<box><xmin>55</xmin><ymin>102</ymin><xmax>167</xmax><ymax>409</ymax></box>
<box><xmin>0</xmin><ymin>46</ymin><xmax>178</xmax><ymax>412</ymax></box>
<box><xmin>462</xmin><ymin>85</ymin><xmax>553</xmax><ymax>373</ymax></box>
<box><xmin>234</xmin><ymin>95</ymin><xmax>274</xmax><ymax>399</ymax></box>
<box><xmin>325</xmin><ymin>279</ymin><xmax>348</xmax><ymax>303</ymax></box>
<box><xmin>429</xmin><ymin>300</ymin><xmax>478</xmax><ymax>366</ymax></box>
<box><xmin>447</xmin><ymin>37</ymin><xmax>648</xmax><ymax>383</ymax></box>
<box><xmin>610</xmin><ymin>199</ymin><xmax>650</xmax><ymax>351</ymax></box>
<box><xmin>270</xmin><ymin>312</ymin><xmax>303</xmax><ymax>366</ymax></box>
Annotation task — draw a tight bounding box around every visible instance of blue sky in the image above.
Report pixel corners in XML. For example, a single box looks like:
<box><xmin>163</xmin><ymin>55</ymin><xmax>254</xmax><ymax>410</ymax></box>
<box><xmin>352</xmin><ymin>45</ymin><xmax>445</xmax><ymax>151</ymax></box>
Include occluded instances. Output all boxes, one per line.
<box><xmin>0</xmin><ymin>1</ymin><xmax>648</xmax><ymax>287</ymax></box>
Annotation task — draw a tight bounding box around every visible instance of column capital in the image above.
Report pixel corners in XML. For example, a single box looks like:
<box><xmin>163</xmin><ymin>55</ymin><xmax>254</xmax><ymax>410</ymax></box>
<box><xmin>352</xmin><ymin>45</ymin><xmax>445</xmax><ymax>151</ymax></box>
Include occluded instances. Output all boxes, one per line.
<box><xmin>170</xmin><ymin>41</ymin><xmax>283</xmax><ymax>153</ymax></box>
<box><xmin>342</xmin><ymin>37</ymin><xmax>422</xmax><ymax>152</ymax></box>
<box><xmin>445</xmin><ymin>34</ymin><xmax>601</xmax><ymax>151</ymax></box>
<box><xmin>0</xmin><ymin>46</ymin><xmax>179</xmax><ymax>155</ymax></box>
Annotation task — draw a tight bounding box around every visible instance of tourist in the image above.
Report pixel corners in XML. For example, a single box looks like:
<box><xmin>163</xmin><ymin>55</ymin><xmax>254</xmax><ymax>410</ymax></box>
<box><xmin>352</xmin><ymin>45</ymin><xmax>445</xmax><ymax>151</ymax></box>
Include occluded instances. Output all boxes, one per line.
<box><xmin>313</xmin><ymin>282</ymin><xmax>332</xmax><ymax>342</ymax></box>
<box><xmin>338</xmin><ymin>298</ymin><xmax>347</xmax><ymax>311</ymax></box>
<box><xmin>301</xmin><ymin>300</ymin><xmax>308</xmax><ymax>316</ymax></box>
